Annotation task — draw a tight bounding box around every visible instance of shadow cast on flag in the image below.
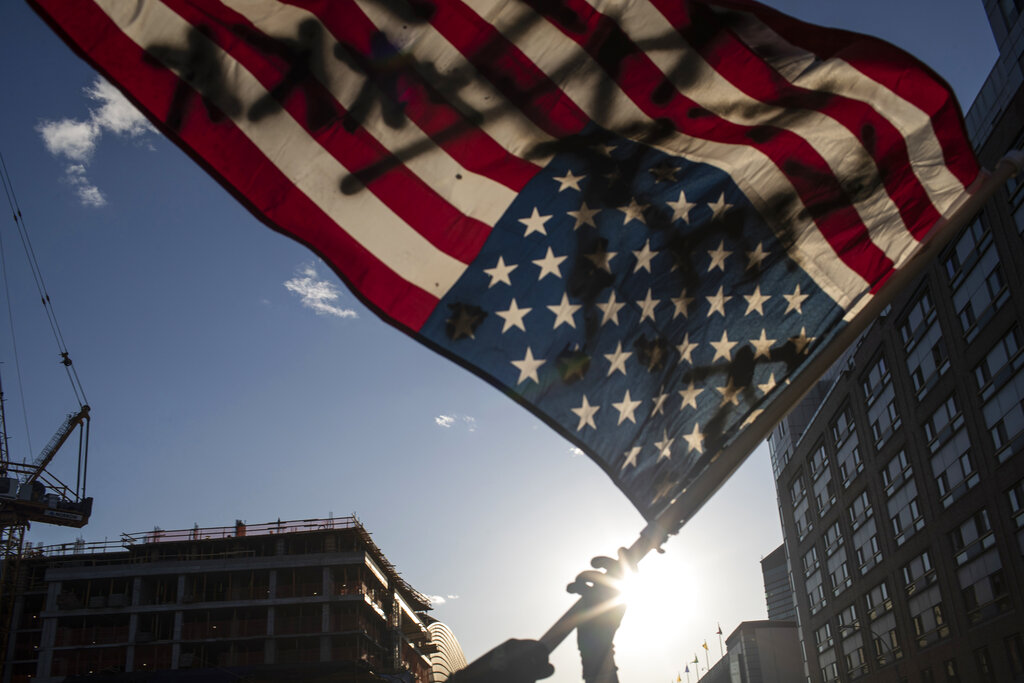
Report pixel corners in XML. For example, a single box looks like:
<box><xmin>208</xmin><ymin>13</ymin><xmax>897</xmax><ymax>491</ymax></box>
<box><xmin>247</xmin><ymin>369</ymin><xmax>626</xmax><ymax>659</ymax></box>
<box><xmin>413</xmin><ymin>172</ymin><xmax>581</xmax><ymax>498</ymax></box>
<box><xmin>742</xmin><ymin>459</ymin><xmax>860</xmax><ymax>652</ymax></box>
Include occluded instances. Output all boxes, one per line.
<box><xmin>30</xmin><ymin>0</ymin><xmax>979</xmax><ymax>522</ymax></box>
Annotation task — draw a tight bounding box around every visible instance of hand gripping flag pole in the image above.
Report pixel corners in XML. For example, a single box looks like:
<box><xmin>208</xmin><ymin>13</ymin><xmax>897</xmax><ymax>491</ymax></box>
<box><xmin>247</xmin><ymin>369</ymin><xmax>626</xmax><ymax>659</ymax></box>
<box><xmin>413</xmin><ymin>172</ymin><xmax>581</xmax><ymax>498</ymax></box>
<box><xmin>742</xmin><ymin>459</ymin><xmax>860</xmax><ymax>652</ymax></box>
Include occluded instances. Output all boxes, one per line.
<box><xmin>539</xmin><ymin>149</ymin><xmax>1024</xmax><ymax>654</ymax></box>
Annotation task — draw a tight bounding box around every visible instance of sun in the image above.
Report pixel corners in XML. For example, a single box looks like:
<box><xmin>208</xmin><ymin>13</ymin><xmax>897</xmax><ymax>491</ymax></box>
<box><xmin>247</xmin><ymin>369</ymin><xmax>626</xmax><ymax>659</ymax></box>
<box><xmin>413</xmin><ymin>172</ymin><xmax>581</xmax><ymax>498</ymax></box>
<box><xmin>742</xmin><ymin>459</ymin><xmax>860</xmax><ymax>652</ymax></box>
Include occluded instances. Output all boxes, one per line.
<box><xmin>611</xmin><ymin>551</ymin><xmax>708</xmax><ymax>657</ymax></box>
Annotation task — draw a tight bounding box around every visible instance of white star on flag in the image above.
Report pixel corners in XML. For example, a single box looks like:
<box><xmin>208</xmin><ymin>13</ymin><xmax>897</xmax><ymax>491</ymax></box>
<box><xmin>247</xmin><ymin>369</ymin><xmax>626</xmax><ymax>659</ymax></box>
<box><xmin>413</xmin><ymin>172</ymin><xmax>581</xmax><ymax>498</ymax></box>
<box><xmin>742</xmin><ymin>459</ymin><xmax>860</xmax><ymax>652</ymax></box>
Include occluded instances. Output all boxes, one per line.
<box><xmin>511</xmin><ymin>348</ymin><xmax>544</xmax><ymax>385</ymax></box>
<box><xmin>706</xmin><ymin>286</ymin><xmax>732</xmax><ymax>317</ymax></box>
<box><xmin>618</xmin><ymin>197</ymin><xmax>648</xmax><ymax>225</ymax></box>
<box><xmin>604</xmin><ymin>341</ymin><xmax>632</xmax><ymax>377</ymax></box>
<box><xmin>571</xmin><ymin>395</ymin><xmax>600</xmax><ymax>431</ymax></box>
<box><xmin>667</xmin><ymin>188</ymin><xmax>696</xmax><ymax>223</ymax></box>
<box><xmin>552</xmin><ymin>169</ymin><xmax>584</xmax><ymax>191</ymax></box>
<box><xmin>783</xmin><ymin>284</ymin><xmax>809</xmax><ymax>314</ymax></box>
<box><xmin>547</xmin><ymin>293</ymin><xmax>581</xmax><ymax>329</ymax></box>
<box><xmin>532</xmin><ymin>247</ymin><xmax>567</xmax><ymax>280</ymax></box>
<box><xmin>483</xmin><ymin>256</ymin><xmax>517</xmax><ymax>288</ymax></box>
<box><xmin>684</xmin><ymin>423</ymin><xmax>705</xmax><ymax>454</ymax></box>
<box><xmin>519</xmin><ymin>207</ymin><xmax>552</xmax><ymax>236</ymax></box>
<box><xmin>597</xmin><ymin>291</ymin><xmax>626</xmax><ymax>326</ymax></box>
<box><xmin>568</xmin><ymin>202</ymin><xmax>602</xmax><ymax>230</ymax></box>
<box><xmin>612</xmin><ymin>390</ymin><xmax>642</xmax><ymax>425</ymax></box>
<box><xmin>496</xmin><ymin>299</ymin><xmax>531</xmax><ymax>333</ymax></box>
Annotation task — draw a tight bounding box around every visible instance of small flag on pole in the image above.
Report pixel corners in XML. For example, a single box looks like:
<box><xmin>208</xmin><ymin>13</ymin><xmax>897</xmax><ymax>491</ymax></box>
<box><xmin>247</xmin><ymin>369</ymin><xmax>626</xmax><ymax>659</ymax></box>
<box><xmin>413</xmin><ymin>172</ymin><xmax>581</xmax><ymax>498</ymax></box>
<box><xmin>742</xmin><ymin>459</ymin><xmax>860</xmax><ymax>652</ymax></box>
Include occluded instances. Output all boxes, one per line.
<box><xmin>716</xmin><ymin>623</ymin><xmax>723</xmax><ymax>636</ymax></box>
<box><xmin>29</xmin><ymin>0</ymin><xmax>979</xmax><ymax>522</ymax></box>
<box><xmin>702</xmin><ymin>640</ymin><xmax>709</xmax><ymax>650</ymax></box>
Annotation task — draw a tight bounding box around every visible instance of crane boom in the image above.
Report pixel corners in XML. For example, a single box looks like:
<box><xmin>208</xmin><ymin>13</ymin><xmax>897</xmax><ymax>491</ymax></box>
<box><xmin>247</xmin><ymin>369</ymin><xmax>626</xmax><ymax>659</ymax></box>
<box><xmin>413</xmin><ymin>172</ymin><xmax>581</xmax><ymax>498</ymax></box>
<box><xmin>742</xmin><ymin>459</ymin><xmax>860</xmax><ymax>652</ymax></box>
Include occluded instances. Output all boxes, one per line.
<box><xmin>24</xmin><ymin>405</ymin><xmax>90</xmax><ymax>484</ymax></box>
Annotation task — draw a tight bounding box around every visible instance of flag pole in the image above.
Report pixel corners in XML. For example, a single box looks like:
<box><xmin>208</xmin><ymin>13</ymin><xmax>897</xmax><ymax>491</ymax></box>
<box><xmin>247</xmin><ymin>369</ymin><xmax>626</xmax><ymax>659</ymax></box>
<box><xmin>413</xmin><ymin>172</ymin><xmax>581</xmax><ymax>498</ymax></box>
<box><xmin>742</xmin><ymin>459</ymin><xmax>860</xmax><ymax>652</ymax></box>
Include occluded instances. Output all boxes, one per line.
<box><xmin>538</xmin><ymin>150</ymin><xmax>1023</xmax><ymax>655</ymax></box>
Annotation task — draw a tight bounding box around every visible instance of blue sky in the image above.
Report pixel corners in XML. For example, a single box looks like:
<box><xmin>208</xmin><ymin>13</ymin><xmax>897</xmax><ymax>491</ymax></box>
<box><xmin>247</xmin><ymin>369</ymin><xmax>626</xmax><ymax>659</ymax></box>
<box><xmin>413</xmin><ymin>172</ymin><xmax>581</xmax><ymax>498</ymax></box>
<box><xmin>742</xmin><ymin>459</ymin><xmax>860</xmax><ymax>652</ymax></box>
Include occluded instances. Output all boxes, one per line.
<box><xmin>0</xmin><ymin>1</ymin><xmax>998</xmax><ymax>681</ymax></box>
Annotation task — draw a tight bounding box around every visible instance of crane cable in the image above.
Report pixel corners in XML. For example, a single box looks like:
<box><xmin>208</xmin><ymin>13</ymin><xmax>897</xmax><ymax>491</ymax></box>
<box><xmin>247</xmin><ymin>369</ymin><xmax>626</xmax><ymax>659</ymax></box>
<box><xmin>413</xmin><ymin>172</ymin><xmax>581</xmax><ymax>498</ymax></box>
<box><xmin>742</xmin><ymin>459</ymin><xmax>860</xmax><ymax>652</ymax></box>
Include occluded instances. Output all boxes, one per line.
<box><xmin>0</xmin><ymin>149</ymin><xmax>88</xmax><ymax>409</ymax></box>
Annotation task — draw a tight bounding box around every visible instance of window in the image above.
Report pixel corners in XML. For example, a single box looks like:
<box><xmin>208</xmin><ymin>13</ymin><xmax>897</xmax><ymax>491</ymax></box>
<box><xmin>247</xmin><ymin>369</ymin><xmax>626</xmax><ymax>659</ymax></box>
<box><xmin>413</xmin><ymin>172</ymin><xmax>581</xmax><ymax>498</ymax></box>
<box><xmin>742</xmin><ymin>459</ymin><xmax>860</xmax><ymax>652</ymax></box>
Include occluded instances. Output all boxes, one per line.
<box><xmin>1009</xmin><ymin>478</ymin><xmax>1024</xmax><ymax>531</ymax></box>
<box><xmin>882</xmin><ymin>450</ymin><xmax>912</xmax><ymax>498</ymax></box>
<box><xmin>865</xmin><ymin>580</ymin><xmax>892</xmax><ymax>620</ymax></box>
<box><xmin>839</xmin><ymin>603</ymin><xmax>859</xmax><ymax>633</ymax></box>
<box><xmin>810</xmin><ymin>443</ymin><xmax>829</xmax><ymax>479</ymax></box>
<box><xmin>816</xmin><ymin>622</ymin><xmax>834</xmax><ymax>653</ymax></box>
<box><xmin>951</xmin><ymin>243</ymin><xmax>1008</xmax><ymax>342</ymax></box>
<box><xmin>900</xmin><ymin>289</ymin><xmax>935</xmax><ymax>350</ymax></box>
<box><xmin>825</xmin><ymin>521</ymin><xmax>844</xmax><ymax>556</ymax></box>
<box><xmin>849</xmin><ymin>490</ymin><xmax>873</xmax><ymax>531</ymax></box>
<box><xmin>854</xmin><ymin>518</ymin><xmax>882</xmax><ymax>574</ymax></box>
<box><xmin>944</xmin><ymin>219</ymin><xmax>989</xmax><ymax>286</ymax></box>
<box><xmin>803</xmin><ymin>546</ymin><xmax>820</xmax><ymax>576</ymax></box>
<box><xmin>844</xmin><ymin>640</ymin><xmax>867</xmax><ymax>679</ymax></box>
<box><xmin>925</xmin><ymin>395</ymin><xmax>977</xmax><ymax>508</ymax></box>
<box><xmin>889</xmin><ymin>477</ymin><xmax>925</xmax><ymax>546</ymax></box>
<box><xmin>974</xmin><ymin>325</ymin><xmax>1023</xmax><ymax>401</ymax></box>
<box><xmin>924</xmin><ymin>395</ymin><xmax>964</xmax><ymax>452</ymax></box>
<box><xmin>820</xmin><ymin>650</ymin><xmax>839</xmax><ymax>683</ymax></box>
<box><xmin>870</xmin><ymin>610</ymin><xmax>901</xmax><ymax>664</ymax></box>
<box><xmin>807</xmin><ymin>570</ymin><xmax>826</xmax><ymax>615</ymax></box>
<box><xmin>951</xmin><ymin>509</ymin><xmax>995</xmax><ymax>566</ymax></box>
<box><xmin>828</xmin><ymin>548</ymin><xmax>852</xmax><ymax>596</ymax></box>
<box><xmin>789</xmin><ymin>473</ymin><xmax>807</xmax><ymax>504</ymax></box>
<box><xmin>863</xmin><ymin>355</ymin><xmax>890</xmax><ymax>404</ymax></box>
<box><xmin>815</xmin><ymin>468</ymin><xmax>837</xmax><ymax>516</ymax></box>
<box><xmin>795</xmin><ymin>494</ymin><xmax>814</xmax><ymax>542</ymax></box>
<box><xmin>837</xmin><ymin>431</ymin><xmax>864</xmax><ymax>489</ymax></box>
<box><xmin>902</xmin><ymin>550</ymin><xmax>935</xmax><ymax>596</ymax></box>
<box><xmin>974</xmin><ymin>646</ymin><xmax>995</xmax><ymax>683</ymax></box>
<box><xmin>944</xmin><ymin>659</ymin><xmax>960</xmax><ymax>683</ymax></box>
<box><xmin>980</xmin><ymin>365</ymin><xmax>1024</xmax><ymax>463</ymax></box>
<box><xmin>831</xmin><ymin>405</ymin><xmax>855</xmax><ymax>445</ymax></box>
<box><xmin>1007</xmin><ymin>633</ymin><xmax>1024</xmax><ymax>677</ymax></box>
<box><xmin>909</xmin><ymin>585</ymin><xmax>949</xmax><ymax>649</ymax></box>
<box><xmin>958</xmin><ymin>545</ymin><xmax>1008</xmax><ymax>624</ymax></box>
<box><xmin>907</xmin><ymin>322</ymin><xmax>949</xmax><ymax>400</ymax></box>
<box><xmin>869</xmin><ymin>386</ymin><xmax>901</xmax><ymax>449</ymax></box>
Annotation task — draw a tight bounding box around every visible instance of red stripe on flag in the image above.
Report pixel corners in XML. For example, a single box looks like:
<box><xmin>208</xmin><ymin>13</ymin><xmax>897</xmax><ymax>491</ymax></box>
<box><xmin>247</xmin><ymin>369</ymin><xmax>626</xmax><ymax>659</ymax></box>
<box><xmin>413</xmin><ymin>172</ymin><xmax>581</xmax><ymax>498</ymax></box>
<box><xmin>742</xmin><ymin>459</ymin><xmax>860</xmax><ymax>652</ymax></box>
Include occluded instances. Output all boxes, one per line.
<box><xmin>32</xmin><ymin>0</ymin><xmax>442</xmax><ymax>330</ymax></box>
<box><xmin>651</xmin><ymin>0</ymin><xmax>942</xmax><ymax>240</ymax></box>
<box><xmin>160</xmin><ymin>0</ymin><xmax>493</xmax><ymax>265</ymax></box>
<box><xmin>423</xmin><ymin>0</ymin><xmax>591</xmax><ymax>139</ymax></box>
<box><xmin>704</xmin><ymin>0</ymin><xmax>979</xmax><ymax>189</ymax></box>
<box><xmin>524</xmin><ymin>0</ymin><xmax>894</xmax><ymax>286</ymax></box>
<box><xmin>288</xmin><ymin>0</ymin><xmax>543</xmax><ymax>193</ymax></box>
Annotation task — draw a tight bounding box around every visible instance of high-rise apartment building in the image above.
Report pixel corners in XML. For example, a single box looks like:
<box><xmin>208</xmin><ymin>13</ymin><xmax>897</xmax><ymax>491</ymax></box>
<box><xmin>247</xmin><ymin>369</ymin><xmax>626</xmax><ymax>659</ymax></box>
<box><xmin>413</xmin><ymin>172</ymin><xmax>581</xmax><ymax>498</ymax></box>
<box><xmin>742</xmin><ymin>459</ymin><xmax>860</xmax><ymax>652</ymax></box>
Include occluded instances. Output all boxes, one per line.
<box><xmin>761</xmin><ymin>544</ymin><xmax>797</xmax><ymax>623</ymax></box>
<box><xmin>1</xmin><ymin>517</ymin><xmax>439</xmax><ymax>683</ymax></box>
<box><xmin>768</xmin><ymin>3</ymin><xmax>1024</xmax><ymax>681</ymax></box>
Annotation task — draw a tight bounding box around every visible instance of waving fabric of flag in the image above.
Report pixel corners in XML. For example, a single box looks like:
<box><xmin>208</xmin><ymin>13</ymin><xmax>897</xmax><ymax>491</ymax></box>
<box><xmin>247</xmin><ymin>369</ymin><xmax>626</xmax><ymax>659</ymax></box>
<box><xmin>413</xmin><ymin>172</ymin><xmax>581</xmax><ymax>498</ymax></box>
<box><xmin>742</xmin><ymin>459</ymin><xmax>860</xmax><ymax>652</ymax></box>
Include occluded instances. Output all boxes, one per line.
<box><xmin>30</xmin><ymin>0</ymin><xmax>978</xmax><ymax>521</ymax></box>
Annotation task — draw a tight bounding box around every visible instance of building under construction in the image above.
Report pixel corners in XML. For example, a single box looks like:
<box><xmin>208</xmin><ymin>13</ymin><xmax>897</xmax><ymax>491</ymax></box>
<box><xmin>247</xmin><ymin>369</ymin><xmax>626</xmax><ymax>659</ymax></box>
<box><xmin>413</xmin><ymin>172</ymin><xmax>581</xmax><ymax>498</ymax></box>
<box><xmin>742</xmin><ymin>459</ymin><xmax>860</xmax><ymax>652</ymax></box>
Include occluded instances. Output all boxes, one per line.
<box><xmin>1</xmin><ymin>516</ymin><xmax>453</xmax><ymax>683</ymax></box>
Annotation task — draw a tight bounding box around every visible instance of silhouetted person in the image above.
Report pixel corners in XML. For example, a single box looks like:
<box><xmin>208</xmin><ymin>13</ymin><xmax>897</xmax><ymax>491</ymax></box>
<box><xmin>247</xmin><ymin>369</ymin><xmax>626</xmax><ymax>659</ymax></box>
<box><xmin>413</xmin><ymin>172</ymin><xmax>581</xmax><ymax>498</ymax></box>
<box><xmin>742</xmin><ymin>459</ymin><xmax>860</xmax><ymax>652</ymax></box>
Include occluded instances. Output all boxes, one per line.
<box><xmin>447</xmin><ymin>550</ymin><xmax>631</xmax><ymax>683</ymax></box>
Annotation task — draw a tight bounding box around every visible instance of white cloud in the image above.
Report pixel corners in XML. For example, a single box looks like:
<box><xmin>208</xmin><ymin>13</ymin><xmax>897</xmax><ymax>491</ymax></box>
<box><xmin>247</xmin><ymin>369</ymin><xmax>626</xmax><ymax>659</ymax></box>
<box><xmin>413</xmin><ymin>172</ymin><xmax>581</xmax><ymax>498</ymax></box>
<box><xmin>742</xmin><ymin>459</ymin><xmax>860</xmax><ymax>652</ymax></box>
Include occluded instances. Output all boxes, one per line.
<box><xmin>283</xmin><ymin>264</ymin><xmax>358</xmax><ymax>319</ymax></box>
<box><xmin>37</xmin><ymin>118</ymin><xmax>98</xmax><ymax>162</ymax></box>
<box><xmin>36</xmin><ymin>76</ymin><xmax>155</xmax><ymax>207</ymax></box>
<box><xmin>568</xmin><ymin>447</ymin><xmax>585</xmax><ymax>457</ymax></box>
<box><xmin>427</xmin><ymin>594</ymin><xmax>460</xmax><ymax>605</ymax></box>
<box><xmin>434</xmin><ymin>414</ymin><xmax>476</xmax><ymax>431</ymax></box>
<box><xmin>84</xmin><ymin>78</ymin><xmax>153</xmax><ymax>138</ymax></box>
<box><xmin>64</xmin><ymin>164</ymin><xmax>106</xmax><ymax>207</ymax></box>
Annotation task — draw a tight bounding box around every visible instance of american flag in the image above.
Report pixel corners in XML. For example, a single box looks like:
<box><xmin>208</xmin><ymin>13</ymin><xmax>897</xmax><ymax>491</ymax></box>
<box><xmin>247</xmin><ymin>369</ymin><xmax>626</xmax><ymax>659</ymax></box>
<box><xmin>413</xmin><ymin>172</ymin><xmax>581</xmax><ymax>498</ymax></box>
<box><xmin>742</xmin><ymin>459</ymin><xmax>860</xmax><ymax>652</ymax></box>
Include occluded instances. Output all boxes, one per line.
<box><xmin>31</xmin><ymin>0</ymin><xmax>978</xmax><ymax>521</ymax></box>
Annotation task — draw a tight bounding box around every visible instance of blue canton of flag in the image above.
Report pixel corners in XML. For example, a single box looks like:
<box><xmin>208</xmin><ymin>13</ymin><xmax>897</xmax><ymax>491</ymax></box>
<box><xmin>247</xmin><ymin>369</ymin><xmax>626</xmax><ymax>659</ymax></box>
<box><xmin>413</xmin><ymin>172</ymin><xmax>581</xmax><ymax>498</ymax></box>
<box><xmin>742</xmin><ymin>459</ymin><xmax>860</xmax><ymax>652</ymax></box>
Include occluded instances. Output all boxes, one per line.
<box><xmin>421</xmin><ymin>128</ymin><xmax>831</xmax><ymax>520</ymax></box>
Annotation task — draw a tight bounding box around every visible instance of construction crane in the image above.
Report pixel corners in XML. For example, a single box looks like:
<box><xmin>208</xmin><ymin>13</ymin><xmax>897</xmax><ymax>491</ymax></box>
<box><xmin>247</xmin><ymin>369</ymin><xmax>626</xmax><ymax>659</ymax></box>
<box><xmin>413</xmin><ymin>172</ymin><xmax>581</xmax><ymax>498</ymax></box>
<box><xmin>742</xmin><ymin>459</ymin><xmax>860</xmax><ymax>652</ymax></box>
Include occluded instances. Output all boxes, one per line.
<box><xmin>0</xmin><ymin>151</ymin><xmax>94</xmax><ymax>663</ymax></box>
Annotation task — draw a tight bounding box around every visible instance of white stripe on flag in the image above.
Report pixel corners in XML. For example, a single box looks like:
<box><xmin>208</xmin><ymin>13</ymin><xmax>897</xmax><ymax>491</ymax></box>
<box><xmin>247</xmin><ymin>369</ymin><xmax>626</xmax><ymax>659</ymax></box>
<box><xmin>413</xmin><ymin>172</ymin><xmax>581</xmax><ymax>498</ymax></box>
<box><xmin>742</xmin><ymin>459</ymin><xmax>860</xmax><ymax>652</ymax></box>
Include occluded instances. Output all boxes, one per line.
<box><xmin>95</xmin><ymin>0</ymin><xmax>468</xmax><ymax>299</ymax></box>
<box><xmin>220</xmin><ymin>0</ymin><xmax>519</xmax><ymax>228</ymax></box>
<box><xmin>593</xmin><ymin>0</ymin><xmax>920</xmax><ymax>268</ymax></box>
<box><xmin>724</xmin><ymin>10</ymin><xmax>969</xmax><ymax>224</ymax></box>
<box><xmin>461</xmin><ymin>0</ymin><xmax>866</xmax><ymax>310</ymax></box>
<box><xmin>352</xmin><ymin>0</ymin><xmax>557</xmax><ymax>166</ymax></box>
